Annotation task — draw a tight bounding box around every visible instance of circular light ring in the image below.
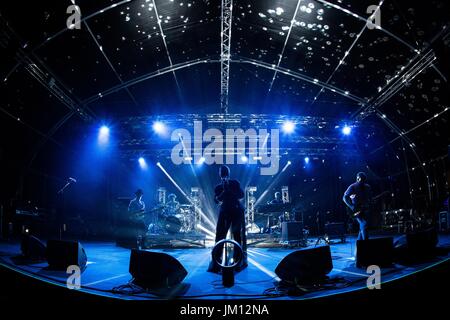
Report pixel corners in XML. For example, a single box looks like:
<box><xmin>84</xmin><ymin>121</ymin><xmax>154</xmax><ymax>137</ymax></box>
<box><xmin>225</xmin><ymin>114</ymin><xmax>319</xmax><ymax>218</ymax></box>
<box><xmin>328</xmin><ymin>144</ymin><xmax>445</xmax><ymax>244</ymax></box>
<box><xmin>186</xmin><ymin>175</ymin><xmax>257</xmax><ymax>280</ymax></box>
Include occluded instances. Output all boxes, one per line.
<box><xmin>211</xmin><ymin>239</ymin><xmax>243</xmax><ymax>269</ymax></box>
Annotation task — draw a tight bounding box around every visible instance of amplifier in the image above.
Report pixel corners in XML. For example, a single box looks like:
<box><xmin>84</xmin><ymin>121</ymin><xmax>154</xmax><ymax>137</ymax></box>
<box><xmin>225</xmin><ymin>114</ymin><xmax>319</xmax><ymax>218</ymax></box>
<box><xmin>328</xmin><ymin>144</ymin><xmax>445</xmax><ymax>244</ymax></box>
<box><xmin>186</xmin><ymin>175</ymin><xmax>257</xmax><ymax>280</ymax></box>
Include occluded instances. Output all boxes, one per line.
<box><xmin>324</xmin><ymin>222</ymin><xmax>346</xmax><ymax>239</ymax></box>
<box><xmin>281</xmin><ymin>222</ymin><xmax>304</xmax><ymax>241</ymax></box>
<box><xmin>439</xmin><ymin>211</ymin><xmax>449</xmax><ymax>231</ymax></box>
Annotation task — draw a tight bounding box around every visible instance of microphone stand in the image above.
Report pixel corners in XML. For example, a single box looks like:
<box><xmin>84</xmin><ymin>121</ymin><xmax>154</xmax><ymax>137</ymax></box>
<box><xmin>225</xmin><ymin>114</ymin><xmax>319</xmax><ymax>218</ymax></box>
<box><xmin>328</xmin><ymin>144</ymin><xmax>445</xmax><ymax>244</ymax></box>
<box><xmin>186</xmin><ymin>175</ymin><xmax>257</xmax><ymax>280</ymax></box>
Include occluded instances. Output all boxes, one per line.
<box><xmin>56</xmin><ymin>179</ymin><xmax>75</xmax><ymax>240</ymax></box>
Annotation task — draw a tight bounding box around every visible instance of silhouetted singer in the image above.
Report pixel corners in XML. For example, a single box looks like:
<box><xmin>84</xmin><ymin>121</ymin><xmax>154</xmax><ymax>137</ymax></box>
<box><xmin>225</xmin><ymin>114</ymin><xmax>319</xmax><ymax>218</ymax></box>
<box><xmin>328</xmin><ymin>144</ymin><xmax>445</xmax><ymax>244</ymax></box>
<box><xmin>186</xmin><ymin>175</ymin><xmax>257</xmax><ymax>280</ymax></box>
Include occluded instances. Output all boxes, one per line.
<box><xmin>208</xmin><ymin>165</ymin><xmax>247</xmax><ymax>272</ymax></box>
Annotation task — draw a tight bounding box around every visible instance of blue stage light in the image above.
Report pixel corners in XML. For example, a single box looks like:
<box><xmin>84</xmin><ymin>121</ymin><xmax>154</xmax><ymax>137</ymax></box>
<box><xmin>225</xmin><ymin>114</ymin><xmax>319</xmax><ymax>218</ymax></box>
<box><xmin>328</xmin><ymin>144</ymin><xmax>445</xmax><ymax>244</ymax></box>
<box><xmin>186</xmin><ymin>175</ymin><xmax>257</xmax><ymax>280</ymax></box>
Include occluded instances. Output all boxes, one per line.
<box><xmin>304</xmin><ymin>157</ymin><xmax>310</xmax><ymax>164</ymax></box>
<box><xmin>282</xmin><ymin>120</ymin><xmax>295</xmax><ymax>134</ymax></box>
<box><xmin>241</xmin><ymin>155</ymin><xmax>248</xmax><ymax>163</ymax></box>
<box><xmin>152</xmin><ymin>121</ymin><xmax>167</xmax><ymax>134</ymax></box>
<box><xmin>342</xmin><ymin>125</ymin><xmax>352</xmax><ymax>135</ymax></box>
<box><xmin>138</xmin><ymin>157</ymin><xmax>148</xmax><ymax>170</ymax></box>
<box><xmin>198</xmin><ymin>157</ymin><xmax>206</xmax><ymax>165</ymax></box>
<box><xmin>98</xmin><ymin>125</ymin><xmax>110</xmax><ymax>144</ymax></box>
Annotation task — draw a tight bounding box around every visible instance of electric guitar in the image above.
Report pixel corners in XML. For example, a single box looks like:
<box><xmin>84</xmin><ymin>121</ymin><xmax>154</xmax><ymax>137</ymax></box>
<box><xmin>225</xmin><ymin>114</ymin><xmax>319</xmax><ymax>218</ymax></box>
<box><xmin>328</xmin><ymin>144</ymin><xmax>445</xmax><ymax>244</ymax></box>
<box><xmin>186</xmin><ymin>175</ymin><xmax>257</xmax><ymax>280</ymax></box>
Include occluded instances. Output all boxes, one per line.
<box><xmin>347</xmin><ymin>191</ymin><xmax>390</xmax><ymax>219</ymax></box>
<box><xmin>129</xmin><ymin>206</ymin><xmax>164</xmax><ymax>222</ymax></box>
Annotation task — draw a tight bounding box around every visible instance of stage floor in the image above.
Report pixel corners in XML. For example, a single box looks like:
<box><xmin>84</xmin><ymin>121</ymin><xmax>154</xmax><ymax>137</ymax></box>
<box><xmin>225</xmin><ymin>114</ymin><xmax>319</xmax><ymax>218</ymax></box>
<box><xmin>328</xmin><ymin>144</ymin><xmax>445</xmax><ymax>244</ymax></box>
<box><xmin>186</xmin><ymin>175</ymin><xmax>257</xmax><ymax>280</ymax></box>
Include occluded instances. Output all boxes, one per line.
<box><xmin>1</xmin><ymin>235</ymin><xmax>449</xmax><ymax>300</ymax></box>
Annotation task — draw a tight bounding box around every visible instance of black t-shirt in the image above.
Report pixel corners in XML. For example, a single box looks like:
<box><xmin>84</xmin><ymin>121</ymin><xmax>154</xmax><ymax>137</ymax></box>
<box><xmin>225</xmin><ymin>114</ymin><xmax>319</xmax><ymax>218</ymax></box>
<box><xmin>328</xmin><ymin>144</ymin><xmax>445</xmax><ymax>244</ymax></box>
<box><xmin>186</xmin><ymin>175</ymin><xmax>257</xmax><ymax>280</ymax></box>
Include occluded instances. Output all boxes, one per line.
<box><xmin>344</xmin><ymin>182</ymin><xmax>372</xmax><ymax>209</ymax></box>
<box><xmin>214</xmin><ymin>179</ymin><xmax>244</xmax><ymax>208</ymax></box>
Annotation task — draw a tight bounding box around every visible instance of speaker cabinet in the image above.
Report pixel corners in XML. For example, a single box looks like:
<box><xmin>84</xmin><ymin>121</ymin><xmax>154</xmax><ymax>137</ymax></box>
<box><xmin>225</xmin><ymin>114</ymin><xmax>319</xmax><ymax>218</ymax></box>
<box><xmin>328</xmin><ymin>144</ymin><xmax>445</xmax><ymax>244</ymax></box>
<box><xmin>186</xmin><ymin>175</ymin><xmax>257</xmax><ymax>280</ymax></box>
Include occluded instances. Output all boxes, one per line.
<box><xmin>275</xmin><ymin>245</ymin><xmax>333</xmax><ymax>282</ymax></box>
<box><xmin>324</xmin><ymin>222</ymin><xmax>346</xmax><ymax>239</ymax></box>
<box><xmin>356</xmin><ymin>237</ymin><xmax>393</xmax><ymax>268</ymax></box>
<box><xmin>406</xmin><ymin>228</ymin><xmax>438</xmax><ymax>256</ymax></box>
<box><xmin>281</xmin><ymin>222</ymin><xmax>304</xmax><ymax>241</ymax></box>
<box><xmin>21</xmin><ymin>235</ymin><xmax>46</xmax><ymax>261</ymax></box>
<box><xmin>129</xmin><ymin>249</ymin><xmax>188</xmax><ymax>289</ymax></box>
<box><xmin>46</xmin><ymin>240</ymin><xmax>87</xmax><ymax>270</ymax></box>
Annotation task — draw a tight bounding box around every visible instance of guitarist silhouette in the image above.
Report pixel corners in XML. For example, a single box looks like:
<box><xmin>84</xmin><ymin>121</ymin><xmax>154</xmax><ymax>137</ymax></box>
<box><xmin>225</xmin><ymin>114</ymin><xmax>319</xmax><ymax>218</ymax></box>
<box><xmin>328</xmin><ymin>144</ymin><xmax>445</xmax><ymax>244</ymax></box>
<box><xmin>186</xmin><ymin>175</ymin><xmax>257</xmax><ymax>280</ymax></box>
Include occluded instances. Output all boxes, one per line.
<box><xmin>127</xmin><ymin>189</ymin><xmax>147</xmax><ymax>242</ymax></box>
<box><xmin>343</xmin><ymin>172</ymin><xmax>373</xmax><ymax>240</ymax></box>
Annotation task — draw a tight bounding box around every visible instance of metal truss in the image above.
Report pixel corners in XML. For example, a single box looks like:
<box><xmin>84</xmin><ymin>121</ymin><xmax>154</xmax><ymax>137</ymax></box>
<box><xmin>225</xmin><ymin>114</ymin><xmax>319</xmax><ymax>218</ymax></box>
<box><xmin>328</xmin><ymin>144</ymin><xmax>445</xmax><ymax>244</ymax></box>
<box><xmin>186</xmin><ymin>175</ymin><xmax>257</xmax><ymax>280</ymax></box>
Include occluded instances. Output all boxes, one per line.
<box><xmin>82</xmin><ymin>59</ymin><xmax>214</xmax><ymax>106</ymax></box>
<box><xmin>267</xmin><ymin>0</ymin><xmax>302</xmax><ymax>93</ymax></box>
<box><xmin>220</xmin><ymin>0</ymin><xmax>233</xmax><ymax>114</ymax></box>
<box><xmin>353</xmin><ymin>49</ymin><xmax>436</xmax><ymax>120</ymax></box>
<box><xmin>152</xmin><ymin>0</ymin><xmax>180</xmax><ymax>90</ymax></box>
<box><xmin>235</xmin><ymin>57</ymin><xmax>366</xmax><ymax>104</ymax></box>
<box><xmin>17</xmin><ymin>52</ymin><xmax>94</xmax><ymax>122</ymax></box>
<box><xmin>311</xmin><ymin>0</ymin><xmax>385</xmax><ymax>105</ymax></box>
<box><xmin>84</xmin><ymin>21</ymin><xmax>138</xmax><ymax>106</ymax></box>
<box><xmin>116</xmin><ymin>113</ymin><xmax>357</xmax><ymax>130</ymax></box>
<box><xmin>118</xmin><ymin>146</ymin><xmax>360</xmax><ymax>160</ymax></box>
<box><xmin>82</xmin><ymin>57</ymin><xmax>366</xmax><ymax>106</ymax></box>
<box><xmin>1</xmin><ymin>15</ymin><xmax>93</xmax><ymax>121</ymax></box>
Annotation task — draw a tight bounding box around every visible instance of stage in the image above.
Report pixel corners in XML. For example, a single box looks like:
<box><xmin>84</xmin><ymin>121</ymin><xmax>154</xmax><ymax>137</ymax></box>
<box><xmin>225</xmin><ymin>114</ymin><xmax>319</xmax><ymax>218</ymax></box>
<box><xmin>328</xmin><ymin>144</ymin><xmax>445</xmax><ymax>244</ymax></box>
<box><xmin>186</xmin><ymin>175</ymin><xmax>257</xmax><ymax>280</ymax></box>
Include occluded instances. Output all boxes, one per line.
<box><xmin>1</xmin><ymin>234</ymin><xmax>449</xmax><ymax>301</ymax></box>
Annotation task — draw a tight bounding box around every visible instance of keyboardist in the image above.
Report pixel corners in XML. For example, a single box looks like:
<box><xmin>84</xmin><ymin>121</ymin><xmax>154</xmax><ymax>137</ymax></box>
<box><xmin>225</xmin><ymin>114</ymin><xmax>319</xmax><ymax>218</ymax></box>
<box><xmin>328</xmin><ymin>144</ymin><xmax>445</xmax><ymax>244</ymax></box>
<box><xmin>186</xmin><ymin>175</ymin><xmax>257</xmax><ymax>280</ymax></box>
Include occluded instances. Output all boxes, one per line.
<box><xmin>268</xmin><ymin>192</ymin><xmax>283</xmax><ymax>205</ymax></box>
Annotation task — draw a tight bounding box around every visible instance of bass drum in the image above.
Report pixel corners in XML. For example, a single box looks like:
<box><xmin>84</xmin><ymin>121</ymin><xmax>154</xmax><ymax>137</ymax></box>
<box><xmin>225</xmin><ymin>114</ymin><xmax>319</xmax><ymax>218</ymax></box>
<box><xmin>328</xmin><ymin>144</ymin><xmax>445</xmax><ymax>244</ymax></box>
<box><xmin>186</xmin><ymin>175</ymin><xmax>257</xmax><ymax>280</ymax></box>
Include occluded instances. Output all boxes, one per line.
<box><xmin>163</xmin><ymin>215</ymin><xmax>182</xmax><ymax>234</ymax></box>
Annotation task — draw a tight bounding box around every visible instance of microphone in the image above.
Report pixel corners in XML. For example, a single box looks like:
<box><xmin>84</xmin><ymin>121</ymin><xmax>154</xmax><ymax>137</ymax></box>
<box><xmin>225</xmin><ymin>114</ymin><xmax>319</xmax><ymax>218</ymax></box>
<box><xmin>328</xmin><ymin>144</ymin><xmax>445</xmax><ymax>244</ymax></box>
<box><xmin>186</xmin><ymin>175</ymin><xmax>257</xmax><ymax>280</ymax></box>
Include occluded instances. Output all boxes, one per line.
<box><xmin>68</xmin><ymin>177</ymin><xmax>77</xmax><ymax>183</ymax></box>
<box><xmin>222</xmin><ymin>178</ymin><xmax>229</xmax><ymax>190</ymax></box>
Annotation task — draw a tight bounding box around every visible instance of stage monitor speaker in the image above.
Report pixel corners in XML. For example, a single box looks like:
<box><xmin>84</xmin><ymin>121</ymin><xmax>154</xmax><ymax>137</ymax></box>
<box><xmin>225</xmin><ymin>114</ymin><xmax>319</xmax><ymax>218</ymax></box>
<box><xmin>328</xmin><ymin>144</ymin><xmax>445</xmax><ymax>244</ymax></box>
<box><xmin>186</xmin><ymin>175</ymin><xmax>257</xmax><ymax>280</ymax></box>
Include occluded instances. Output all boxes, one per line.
<box><xmin>406</xmin><ymin>228</ymin><xmax>438</xmax><ymax>255</ymax></box>
<box><xmin>281</xmin><ymin>222</ymin><xmax>303</xmax><ymax>241</ymax></box>
<box><xmin>356</xmin><ymin>237</ymin><xmax>393</xmax><ymax>268</ymax></box>
<box><xmin>275</xmin><ymin>245</ymin><xmax>333</xmax><ymax>282</ymax></box>
<box><xmin>21</xmin><ymin>235</ymin><xmax>46</xmax><ymax>261</ymax></box>
<box><xmin>46</xmin><ymin>240</ymin><xmax>87</xmax><ymax>270</ymax></box>
<box><xmin>129</xmin><ymin>249</ymin><xmax>188</xmax><ymax>289</ymax></box>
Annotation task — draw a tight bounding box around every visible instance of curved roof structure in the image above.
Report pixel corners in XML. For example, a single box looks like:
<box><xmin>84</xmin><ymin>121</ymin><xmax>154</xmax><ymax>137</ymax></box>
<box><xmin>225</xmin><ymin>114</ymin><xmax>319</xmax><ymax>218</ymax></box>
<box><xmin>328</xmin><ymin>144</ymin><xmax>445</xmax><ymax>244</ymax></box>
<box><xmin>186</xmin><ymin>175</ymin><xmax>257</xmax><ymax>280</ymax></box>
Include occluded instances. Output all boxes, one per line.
<box><xmin>0</xmin><ymin>0</ymin><xmax>449</xmax><ymax>202</ymax></box>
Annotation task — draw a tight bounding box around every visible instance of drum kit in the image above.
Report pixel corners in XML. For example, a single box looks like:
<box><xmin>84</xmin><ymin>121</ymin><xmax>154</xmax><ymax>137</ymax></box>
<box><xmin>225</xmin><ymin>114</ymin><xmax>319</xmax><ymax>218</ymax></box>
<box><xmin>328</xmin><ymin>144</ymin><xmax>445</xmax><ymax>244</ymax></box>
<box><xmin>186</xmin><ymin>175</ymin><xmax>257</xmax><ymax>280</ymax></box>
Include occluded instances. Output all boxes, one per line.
<box><xmin>147</xmin><ymin>204</ymin><xmax>196</xmax><ymax>234</ymax></box>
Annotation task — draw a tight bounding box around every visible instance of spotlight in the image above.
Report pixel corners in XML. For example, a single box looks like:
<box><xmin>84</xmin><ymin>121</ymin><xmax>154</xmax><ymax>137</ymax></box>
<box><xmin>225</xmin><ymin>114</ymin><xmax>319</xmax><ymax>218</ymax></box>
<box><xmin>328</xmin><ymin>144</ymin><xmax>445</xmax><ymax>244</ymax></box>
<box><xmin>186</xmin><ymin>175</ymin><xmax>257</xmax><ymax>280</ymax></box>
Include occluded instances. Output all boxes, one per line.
<box><xmin>157</xmin><ymin>162</ymin><xmax>216</xmax><ymax>230</ymax></box>
<box><xmin>282</xmin><ymin>120</ymin><xmax>296</xmax><ymax>134</ymax></box>
<box><xmin>98</xmin><ymin>125</ymin><xmax>110</xmax><ymax>144</ymax></box>
<box><xmin>241</xmin><ymin>155</ymin><xmax>248</xmax><ymax>163</ymax></box>
<box><xmin>152</xmin><ymin>121</ymin><xmax>167</xmax><ymax>135</ymax></box>
<box><xmin>281</xmin><ymin>160</ymin><xmax>292</xmax><ymax>173</ymax></box>
<box><xmin>342</xmin><ymin>125</ymin><xmax>352</xmax><ymax>135</ymax></box>
<box><xmin>304</xmin><ymin>157</ymin><xmax>310</xmax><ymax>164</ymax></box>
<box><xmin>100</xmin><ymin>125</ymin><xmax>109</xmax><ymax>135</ymax></box>
<box><xmin>198</xmin><ymin>157</ymin><xmax>206</xmax><ymax>165</ymax></box>
<box><xmin>138</xmin><ymin>157</ymin><xmax>148</xmax><ymax>170</ymax></box>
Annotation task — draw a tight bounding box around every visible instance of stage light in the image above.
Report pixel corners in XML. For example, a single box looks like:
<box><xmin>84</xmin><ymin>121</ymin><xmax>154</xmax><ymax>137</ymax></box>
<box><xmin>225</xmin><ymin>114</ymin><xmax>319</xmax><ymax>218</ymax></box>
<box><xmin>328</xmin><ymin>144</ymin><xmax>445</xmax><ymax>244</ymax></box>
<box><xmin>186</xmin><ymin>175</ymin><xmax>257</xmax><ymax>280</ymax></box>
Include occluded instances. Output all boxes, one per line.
<box><xmin>152</xmin><ymin>121</ymin><xmax>167</xmax><ymax>135</ymax></box>
<box><xmin>197</xmin><ymin>157</ymin><xmax>206</xmax><ymax>165</ymax></box>
<box><xmin>138</xmin><ymin>157</ymin><xmax>148</xmax><ymax>170</ymax></box>
<box><xmin>304</xmin><ymin>157</ymin><xmax>310</xmax><ymax>164</ymax></box>
<box><xmin>98</xmin><ymin>125</ymin><xmax>110</xmax><ymax>144</ymax></box>
<box><xmin>281</xmin><ymin>160</ymin><xmax>292</xmax><ymax>173</ymax></box>
<box><xmin>342</xmin><ymin>125</ymin><xmax>352</xmax><ymax>135</ymax></box>
<box><xmin>157</xmin><ymin>162</ymin><xmax>216</xmax><ymax>230</ymax></box>
<box><xmin>241</xmin><ymin>155</ymin><xmax>248</xmax><ymax>163</ymax></box>
<box><xmin>254</xmin><ymin>160</ymin><xmax>292</xmax><ymax>206</ymax></box>
<box><xmin>282</xmin><ymin>120</ymin><xmax>295</xmax><ymax>134</ymax></box>
<box><xmin>196</xmin><ymin>224</ymin><xmax>215</xmax><ymax>238</ymax></box>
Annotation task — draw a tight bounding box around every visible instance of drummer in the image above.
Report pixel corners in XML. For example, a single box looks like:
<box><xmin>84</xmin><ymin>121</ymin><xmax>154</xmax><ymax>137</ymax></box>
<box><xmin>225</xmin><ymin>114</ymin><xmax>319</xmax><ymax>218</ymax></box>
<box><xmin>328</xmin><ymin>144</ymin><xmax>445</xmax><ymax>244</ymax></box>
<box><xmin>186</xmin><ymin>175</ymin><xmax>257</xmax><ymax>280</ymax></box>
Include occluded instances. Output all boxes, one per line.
<box><xmin>166</xmin><ymin>193</ymin><xmax>180</xmax><ymax>216</ymax></box>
